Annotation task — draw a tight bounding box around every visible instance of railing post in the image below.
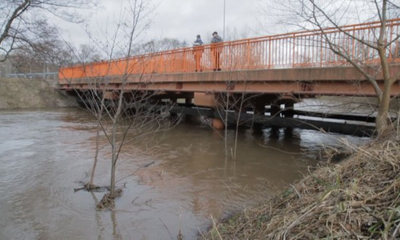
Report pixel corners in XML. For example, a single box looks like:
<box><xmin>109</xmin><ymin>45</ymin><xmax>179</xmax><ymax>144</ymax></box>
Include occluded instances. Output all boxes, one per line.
<box><xmin>292</xmin><ymin>33</ymin><xmax>296</xmax><ymax>68</ymax></box>
<box><xmin>247</xmin><ymin>39</ymin><xmax>251</xmax><ymax>69</ymax></box>
<box><xmin>182</xmin><ymin>49</ymin><xmax>186</xmax><ymax>72</ymax></box>
<box><xmin>151</xmin><ymin>55</ymin><xmax>155</xmax><ymax>73</ymax></box>
<box><xmin>172</xmin><ymin>50</ymin><xmax>175</xmax><ymax>73</ymax></box>
<box><xmin>268</xmin><ymin>36</ymin><xmax>272</xmax><ymax>69</ymax></box>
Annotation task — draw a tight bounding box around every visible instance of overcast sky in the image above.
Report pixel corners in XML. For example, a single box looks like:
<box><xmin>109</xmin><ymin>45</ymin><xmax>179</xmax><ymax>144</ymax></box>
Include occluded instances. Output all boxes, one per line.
<box><xmin>148</xmin><ymin>0</ymin><xmax>263</xmax><ymax>41</ymax></box>
<box><xmin>58</xmin><ymin>0</ymin><xmax>275</xmax><ymax>47</ymax></box>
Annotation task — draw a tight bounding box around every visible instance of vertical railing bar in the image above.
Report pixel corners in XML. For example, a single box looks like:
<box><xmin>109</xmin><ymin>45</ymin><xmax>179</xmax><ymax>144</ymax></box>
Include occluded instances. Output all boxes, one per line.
<box><xmin>275</xmin><ymin>38</ymin><xmax>278</xmax><ymax>67</ymax></box>
<box><xmin>300</xmin><ymin>35</ymin><xmax>303</xmax><ymax>66</ymax></box>
<box><xmin>285</xmin><ymin>37</ymin><xmax>288</xmax><ymax>65</ymax></box>
<box><xmin>309</xmin><ymin>35</ymin><xmax>312</xmax><ymax>65</ymax></box>
<box><xmin>247</xmin><ymin>39</ymin><xmax>251</xmax><ymax>69</ymax></box>
<box><xmin>271</xmin><ymin>38</ymin><xmax>274</xmax><ymax>68</ymax></box>
<box><xmin>268</xmin><ymin>36</ymin><xmax>271</xmax><ymax>68</ymax></box>
<box><xmin>285</xmin><ymin>37</ymin><xmax>288</xmax><ymax>66</ymax></box>
<box><xmin>311</xmin><ymin>35</ymin><xmax>314</xmax><ymax>65</ymax></box>
<box><xmin>288</xmin><ymin>37</ymin><xmax>290</xmax><ymax>66</ymax></box>
<box><xmin>281</xmin><ymin>38</ymin><xmax>284</xmax><ymax>65</ymax></box>
<box><xmin>292</xmin><ymin>33</ymin><xmax>296</xmax><ymax>68</ymax></box>
<box><xmin>274</xmin><ymin>37</ymin><xmax>277</xmax><ymax>67</ymax></box>
<box><xmin>278</xmin><ymin>38</ymin><xmax>281</xmax><ymax>66</ymax></box>
<box><xmin>277</xmin><ymin>37</ymin><xmax>279</xmax><ymax>67</ymax></box>
<box><xmin>294</xmin><ymin>35</ymin><xmax>301</xmax><ymax>66</ymax></box>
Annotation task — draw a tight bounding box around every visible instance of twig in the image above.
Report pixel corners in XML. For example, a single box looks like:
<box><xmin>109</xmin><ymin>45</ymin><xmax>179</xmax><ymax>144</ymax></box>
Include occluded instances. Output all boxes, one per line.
<box><xmin>131</xmin><ymin>196</ymin><xmax>139</xmax><ymax>204</ymax></box>
<box><xmin>283</xmin><ymin>204</ymin><xmax>318</xmax><ymax>240</ymax></box>
<box><xmin>392</xmin><ymin>221</ymin><xmax>400</xmax><ymax>239</ymax></box>
<box><xmin>290</xmin><ymin>184</ymin><xmax>302</xmax><ymax>198</ymax></box>
<box><xmin>210</xmin><ymin>215</ymin><xmax>223</xmax><ymax>240</ymax></box>
<box><xmin>159</xmin><ymin>218</ymin><xmax>174</xmax><ymax>240</ymax></box>
<box><xmin>74</xmin><ymin>187</ymin><xmax>85</xmax><ymax>192</ymax></box>
<box><xmin>116</xmin><ymin>161</ymin><xmax>155</xmax><ymax>184</ymax></box>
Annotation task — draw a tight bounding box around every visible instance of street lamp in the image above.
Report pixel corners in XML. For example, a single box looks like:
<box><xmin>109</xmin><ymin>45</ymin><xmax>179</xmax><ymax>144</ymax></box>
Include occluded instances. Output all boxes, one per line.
<box><xmin>223</xmin><ymin>0</ymin><xmax>226</xmax><ymax>39</ymax></box>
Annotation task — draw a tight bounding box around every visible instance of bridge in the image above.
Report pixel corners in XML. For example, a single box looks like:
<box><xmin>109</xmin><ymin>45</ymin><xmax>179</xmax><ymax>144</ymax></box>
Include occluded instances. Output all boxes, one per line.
<box><xmin>58</xmin><ymin>19</ymin><xmax>400</xmax><ymax>136</ymax></box>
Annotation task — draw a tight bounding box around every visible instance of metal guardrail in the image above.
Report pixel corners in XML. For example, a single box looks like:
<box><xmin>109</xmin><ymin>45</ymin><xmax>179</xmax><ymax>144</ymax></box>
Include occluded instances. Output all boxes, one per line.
<box><xmin>59</xmin><ymin>19</ymin><xmax>400</xmax><ymax>80</ymax></box>
<box><xmin>8</xmin><ymin>72</ymin><xmax>59</xmax><ymax>79</ymax></box>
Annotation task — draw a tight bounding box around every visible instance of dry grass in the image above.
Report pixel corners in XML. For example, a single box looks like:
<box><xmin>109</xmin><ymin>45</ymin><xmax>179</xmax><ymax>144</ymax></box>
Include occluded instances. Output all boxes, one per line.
<box><xmin>0</xmin><ymin>77</ymin><xmax>76</xmax><ymax>109</ymax></box>
<box><xmin>203</xmin><ymin>134</ymin><xmax>400</xmax><ymax>240</ymax></box>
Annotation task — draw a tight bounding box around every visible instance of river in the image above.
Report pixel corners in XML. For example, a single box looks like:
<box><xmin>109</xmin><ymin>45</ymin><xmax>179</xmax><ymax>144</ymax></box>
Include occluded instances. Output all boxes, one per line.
<box><xmin>0</xmin><ymin>108</ymin><xmax>369</xmax><ymax>239</ymax></box>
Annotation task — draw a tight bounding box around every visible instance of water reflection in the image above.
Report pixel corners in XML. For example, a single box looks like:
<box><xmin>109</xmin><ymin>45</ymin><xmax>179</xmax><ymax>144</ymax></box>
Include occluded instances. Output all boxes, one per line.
<box><xmin>0</xmin><ymin>108</ymin><xmax>369</xmax><ymax>239</ymax></box>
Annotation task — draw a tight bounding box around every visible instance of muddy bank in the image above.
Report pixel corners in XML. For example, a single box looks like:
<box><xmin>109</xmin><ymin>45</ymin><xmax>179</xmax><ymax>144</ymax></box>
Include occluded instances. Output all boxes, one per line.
<box><xmin>0</xmin><ymin>77</ymin><xmax>77</xmax><ymax>109</ymax></box>
<box><xmin>204</xmin><ymin>133</ymin><xmax>400</xmax><ymax>239</ymax></box>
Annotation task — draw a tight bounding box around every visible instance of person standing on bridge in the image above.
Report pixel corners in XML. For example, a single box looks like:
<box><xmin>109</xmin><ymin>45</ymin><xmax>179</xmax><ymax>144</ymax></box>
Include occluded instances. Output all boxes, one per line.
<box><xmin>211</xmin><ymin>31</ymin><xmax>223</xmax><ymax>71</ymax></box>
<box><xmin>193</xmin><ymin>35</ymin><xmax>204</xmax><ymax>72</ymax></box>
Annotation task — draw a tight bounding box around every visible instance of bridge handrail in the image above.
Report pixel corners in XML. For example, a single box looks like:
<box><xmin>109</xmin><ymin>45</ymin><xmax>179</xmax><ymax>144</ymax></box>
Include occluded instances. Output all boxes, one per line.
<box><xmin>59</xmin><ymin>18</ymin><xmax>400</xmax><ymax>81</ymax></box>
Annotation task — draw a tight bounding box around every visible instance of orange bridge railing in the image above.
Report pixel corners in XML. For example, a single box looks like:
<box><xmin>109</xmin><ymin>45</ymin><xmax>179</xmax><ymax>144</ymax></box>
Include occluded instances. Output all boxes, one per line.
<box><xmin>59</xmin><ymin>18</ymin><xmax>400</xmax><ymax>80</ymax></box>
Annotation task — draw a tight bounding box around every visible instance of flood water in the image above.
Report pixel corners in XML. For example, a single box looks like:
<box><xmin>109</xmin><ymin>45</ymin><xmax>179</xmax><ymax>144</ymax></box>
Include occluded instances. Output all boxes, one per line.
<box><xmin>0</xmin><ymin>108</ymin><xmax>369</xmax><ymax>240</ymax></box>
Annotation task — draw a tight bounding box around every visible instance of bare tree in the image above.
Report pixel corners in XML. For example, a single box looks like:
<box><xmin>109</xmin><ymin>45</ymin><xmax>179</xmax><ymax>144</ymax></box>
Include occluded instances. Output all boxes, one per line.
<box><xmin>6</xmin><ymin>19</ymin><xmax>76</xmax><ymax>76</ymax></box>
<box><xmin>76</xmin><ymin>44</ymin><xmax>102</xmax><ymax>63</ymax></box>
<box><xmin>208</xmin><ymin>52</ymin><xmax>260</xmax><ymax>160</ymax></box>
<box><xmin>267</xmin><ymin>0</ymin><xmax>400</xmax><ymax>136</ymax></box>
<box><xmin>0</xmin><ymin>0</ymin><xmax>95</xmax><ymax>62</ymax></box>
<box><xmin>60</xmin><ymin>0</ymin><xmax>177</xmax><ymax>209</ymax></box>
<box><xmin>130</xmin><ymin>37</ymin><xmax>189</xmax><ymax>55</ymax></box>
<box><xmin>212</xmin><ymin>85</ymin><xmax>256</xmax><ymax>160</ymax></box>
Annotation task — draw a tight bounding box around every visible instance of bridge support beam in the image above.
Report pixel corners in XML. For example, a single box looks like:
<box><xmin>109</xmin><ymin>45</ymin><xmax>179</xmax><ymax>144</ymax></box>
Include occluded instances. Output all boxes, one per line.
<box><xmin>283</xmin><ymin>101</ymin><xmax>295</xmax><ymax>138</ymax></box>
<box><xmin>270</xmin><ymin>104</ymin><xmax>281</xmax><ymax>118</ymax></box>
<box><xmin>185</xmin><ymin>97</ymin><xmax>192</xmax><ymax>105</ymax></box>
<box><xmin>284</xmin><ymin>101</ymin><xmax>294</xmax><ymax>118</ymax></box>
<box><xmin>185</xmin><ymin>97</ymin><xmax>194</xmax><ymax>122</ymax></box>
<box><xmin>103</xmin><ymin>90</ymin><xmax>118</xmax><ymax>100</ymax></box>
<box><xmin>254</xmin><ymin>102</ymin><xmax>265</xmax><ymax>115</ymax></box>
<box><xmin>193</xmin><ymin>92</ymin><xmax>215</xmax><ymax>107</ymax></box>
<box><xmin>267</xmin><ymin>103</ymin><xmax>281</xmax><ymax>138</ymax></box>
<box><xmin>194</xmin><ymin>92</ymin><xmax>226</xmax><ymax>130</ymax></box>
<box><xmin>170</xmin><ymin>97</ymin><xmax>178</xmax><ymax>121</ymax></box>
<box><xmin>252</xmin><ymin>101</ymin><xmax>266</xmax><ymax>132</ymax></box>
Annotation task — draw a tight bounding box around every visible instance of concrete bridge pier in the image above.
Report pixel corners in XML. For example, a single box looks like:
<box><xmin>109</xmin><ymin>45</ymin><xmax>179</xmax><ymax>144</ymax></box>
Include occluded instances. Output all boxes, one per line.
<box><xmin>283</xmin><ymin>101</ymin><xmax>295</xmax><ymax>118</ymax></box>
<box><xmin>252</xmin><ymin>101</ymin><xmax>266</xmax><ymax>133</ymax></box>
<box><xmin>193</xmin><ymin>92</ymin><xmax>225</xmax><ymax>130</ymax></box>
<box><xmin>281</xmin><ymin>98</ymin><xmax>297</xmax><ymax>138</ymax></box>
<box><xmin>270</xmin><ymin>104</ymin><xmax>281</xmax><ymax>118</ymax></box>
<box><xmin>170</xmin><ymin>96</ymin><xmax>178</xmax><ymax>121</ymax></box>
<box><xmin>269</xmin><ymin>104</ymin><xmax>281</xmax><ymax>138</ymax></box>
<box><xmin>184</xmin><ymin>96</ymin><xmax>194</xmax><ymax>122</ymax></box>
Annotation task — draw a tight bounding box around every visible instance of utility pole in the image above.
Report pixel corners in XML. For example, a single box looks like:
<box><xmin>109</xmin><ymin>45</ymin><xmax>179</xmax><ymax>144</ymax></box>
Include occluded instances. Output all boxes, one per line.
<box><xmin>223</xmin><ymin>0</ymin><xmax>226</xmax><ymax>40</ymax></box>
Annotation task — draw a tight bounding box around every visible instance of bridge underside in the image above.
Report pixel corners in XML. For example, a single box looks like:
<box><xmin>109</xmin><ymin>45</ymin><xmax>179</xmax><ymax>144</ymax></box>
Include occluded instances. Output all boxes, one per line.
<box><xmin>59</xmin><ymin>66</ymin><xmax>400</xmax><ymax>135</ymax></box>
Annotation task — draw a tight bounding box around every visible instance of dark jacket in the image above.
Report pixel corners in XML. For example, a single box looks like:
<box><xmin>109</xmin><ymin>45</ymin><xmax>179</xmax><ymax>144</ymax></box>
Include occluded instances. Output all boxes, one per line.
<box><xmin>211</xmin><ymin>35</ymin><xmax>223</xmax><ymax>43</ymax></box>
<box><xmin>194</xmin><ymin>37</ymin><xmax>204</xmax><ymax>45</ymax></box>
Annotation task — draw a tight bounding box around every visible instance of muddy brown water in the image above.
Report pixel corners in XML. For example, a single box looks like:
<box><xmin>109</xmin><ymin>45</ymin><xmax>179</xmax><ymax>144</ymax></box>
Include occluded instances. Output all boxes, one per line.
<box><xmin>0</xmin><ymin>108</ymin><xmax>370</xmax><ymax>240</ymax></box>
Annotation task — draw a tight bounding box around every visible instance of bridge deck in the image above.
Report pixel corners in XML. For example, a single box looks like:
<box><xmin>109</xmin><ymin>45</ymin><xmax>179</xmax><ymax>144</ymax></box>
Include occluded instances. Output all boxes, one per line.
<box><xmin>59</xmin><ymin>66</ymin><xmax>400</xmax><ymax>97</ymax></box>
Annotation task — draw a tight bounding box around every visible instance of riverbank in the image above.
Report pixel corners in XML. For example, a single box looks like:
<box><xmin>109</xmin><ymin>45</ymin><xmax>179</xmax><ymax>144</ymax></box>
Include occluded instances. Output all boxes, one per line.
<box><xmin>203</xmin><ymin>132</ymin><xmax>400</xmax><ymax>239</ymax></box>
<box><xmin>0</xmin><ymin>77</ymin><xmax>77</xmax><ymax>109</ymax></box>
